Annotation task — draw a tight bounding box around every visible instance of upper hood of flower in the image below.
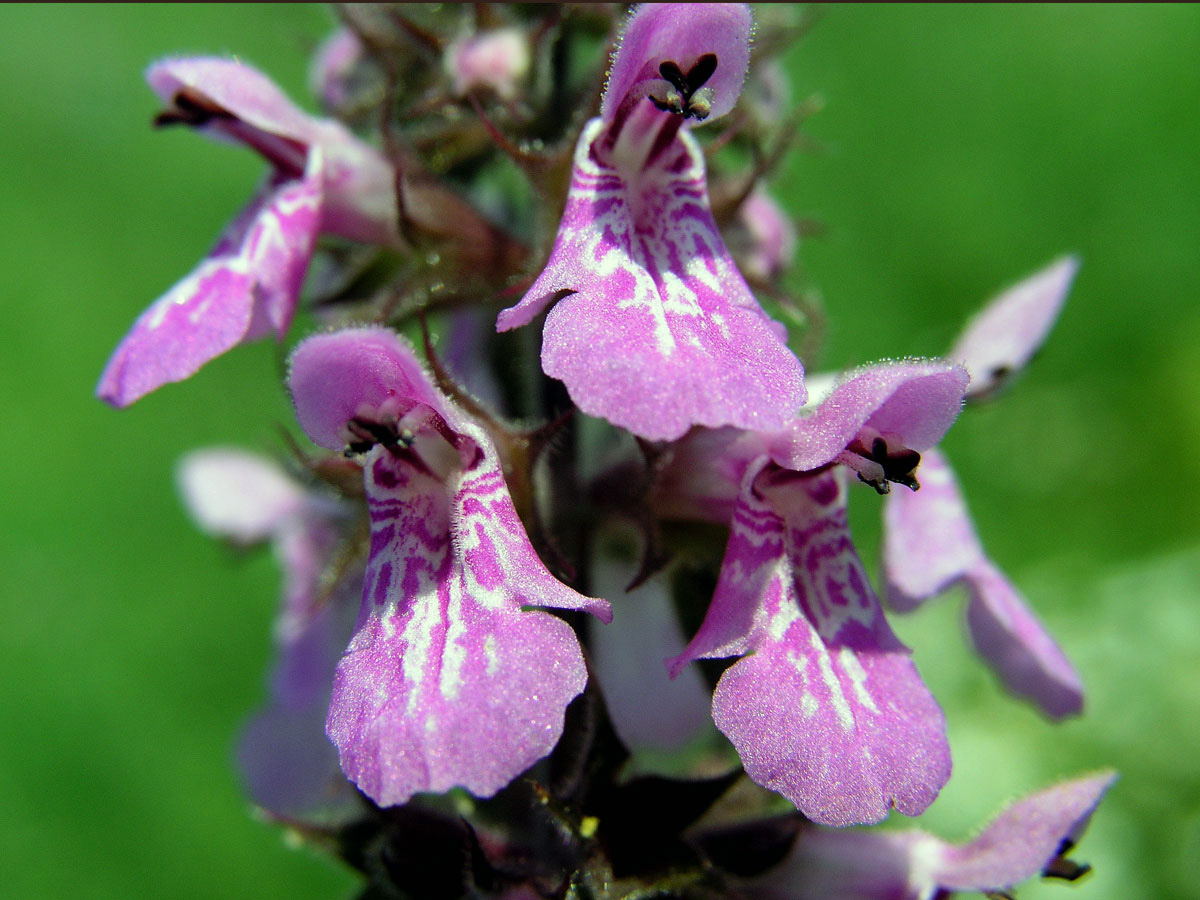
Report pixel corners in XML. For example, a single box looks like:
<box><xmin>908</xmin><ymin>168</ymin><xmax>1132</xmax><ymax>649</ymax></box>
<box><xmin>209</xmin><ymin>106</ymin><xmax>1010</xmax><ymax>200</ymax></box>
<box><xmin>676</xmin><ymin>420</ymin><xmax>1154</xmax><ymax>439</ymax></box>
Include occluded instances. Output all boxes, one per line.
<box><xmin>603</xmin><ymin>3</ymin><xmax>752</xmax><ymax>126</ymax></box>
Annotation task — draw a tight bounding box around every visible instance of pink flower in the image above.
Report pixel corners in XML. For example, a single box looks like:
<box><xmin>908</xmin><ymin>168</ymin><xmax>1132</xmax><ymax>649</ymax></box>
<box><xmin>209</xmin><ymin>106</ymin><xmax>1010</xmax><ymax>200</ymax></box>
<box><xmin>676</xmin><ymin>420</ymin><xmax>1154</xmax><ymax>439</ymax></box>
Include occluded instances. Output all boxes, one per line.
<box><xmin>97</xmin><ymin>57</ymin><xmax>397</xmax><ymax>407</ymax></box>
<box><xmin>176</xmin><ymin>448</ymin><xmax>359</xmax><ymax>818</ymax></box>
<box><xmin>497</xmin><ymin>4</ymin><xmax>804</xmax><ymax>441</ymax></box>
<box><xmin>883</xmin><ymin>258</ymin><xmax>1084</xmax><ymax>719</ymax></box>
<box><xmin>743</xmin><ymin>771</ymin><xmax>1115</xmax><ymax>899</ymax></box>
<box><xmin>288</xmin><ymin>327</ymin><xmax>610</xmax><ymax>806</ymax></box>
<box><xmin>665</xmin><ymin>361</ymin><xmax>969</xmax><ymax>825</ymax></box>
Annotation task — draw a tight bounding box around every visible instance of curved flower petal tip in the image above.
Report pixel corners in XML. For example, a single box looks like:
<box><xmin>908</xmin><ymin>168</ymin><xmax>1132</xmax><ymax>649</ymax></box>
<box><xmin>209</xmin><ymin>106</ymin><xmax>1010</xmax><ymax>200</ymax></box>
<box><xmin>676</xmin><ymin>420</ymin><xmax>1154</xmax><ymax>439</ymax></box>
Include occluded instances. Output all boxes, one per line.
<box><xmin>96</xmin><ymin>164</ymin><xmax>322</xmax><ymax>407</ymax></box>
<box><xmin>497</xmin><ymin>117</ymin><xmax>804</xmax><ymax>441</ymax></box>
<box><xmin>937</xmin><ymin>770</ymin><xmax>1116</xmax><ymax>891</ymax></box>
<box><xmin>767</xmin><ymin>361</ymin><xmax>968</xmax><ymax>492</ymax></box>
<box><xmin>951</xmin><ymin>255</ymin><xmax>1079</xmax><ymax>400</ymax></box>
<box><xmin>965</xmin><ymin>560</ymin><xmax>1084</xmax><ymax>719</ymax></box>
<box><xmin>672</xmin><ymin>463</ymin><xmax>950</xmax><ymax>826</ymax></box>
<box><xmin>288</xmin><ymin>327</ymin><xmax>454</xmax><ymax>451</ymax></box>
<box><xmin>750</xmin><ymin>771</ymin><xmax>1115</xmax><ymax>899</ymax></box>
<box><xmin>176</xmin><ymin>448</ymin><xmax>307</xmax><ymax>543</ymax></box>
<box><xmin>329</xmin><ymin>443</ymin><xmax>608</xmax><ymax>805</ymax></box>
<box><xmin>883</xmin><ymin>450</ymin><xmax>1084</xmax><ymax>719</ymax></box>
<box><xmin>150</xmin><ymin>56</ymin><xmax>398</xmax><ymax>247</ymax></box>
<box><xmin>603</xmin><ymin>3</ymin><xmax>752</xmax><ymax>125</ymax></box>
<box><xmin>147</xmin><ymin>56</ymin><xmax>318</xmax><ymax>144</ymax></box>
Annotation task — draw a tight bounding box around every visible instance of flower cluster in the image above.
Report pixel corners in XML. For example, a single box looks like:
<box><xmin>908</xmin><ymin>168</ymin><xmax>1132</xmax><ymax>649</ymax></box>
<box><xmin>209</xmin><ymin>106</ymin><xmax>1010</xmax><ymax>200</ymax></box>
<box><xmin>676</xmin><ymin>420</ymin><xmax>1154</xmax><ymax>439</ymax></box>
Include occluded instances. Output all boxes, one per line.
<box><xmin>99</xmin><ymin>5</ymin><xmax>1111</xmax><ymax>897</ymax></box>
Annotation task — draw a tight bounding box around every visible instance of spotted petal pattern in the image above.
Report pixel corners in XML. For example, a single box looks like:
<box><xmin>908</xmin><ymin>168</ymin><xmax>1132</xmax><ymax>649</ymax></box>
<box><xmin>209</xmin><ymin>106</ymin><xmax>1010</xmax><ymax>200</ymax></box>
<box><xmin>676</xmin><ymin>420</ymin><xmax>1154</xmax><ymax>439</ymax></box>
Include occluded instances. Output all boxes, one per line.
<box><xmin>671</xmin><ymin>461</ymin><xmax>950</xmax><ymax>825</ymax></box>
<box><xmin>498</xmin><ymin>118</ymin><xmax>803</xmax><ymax>441</ymax></box>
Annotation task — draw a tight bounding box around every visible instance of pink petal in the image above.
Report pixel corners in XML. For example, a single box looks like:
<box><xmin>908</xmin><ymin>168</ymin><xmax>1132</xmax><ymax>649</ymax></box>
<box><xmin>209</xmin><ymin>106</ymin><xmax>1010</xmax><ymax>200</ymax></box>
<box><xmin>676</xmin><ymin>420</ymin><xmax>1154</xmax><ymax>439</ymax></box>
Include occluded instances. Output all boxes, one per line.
<box><xmin>964</xmin><ymin>560</ymin><xmax>1084</xmax><ymax>720</ymax></box>
<box><xmin>150</xmin><ymin>56</ymin><xmax>397</xmax><ymax>247</ymax></box>
<box><xmin>328</xmin><ymin>443</ymin><xmax>608</xmax><ymax>805</ymax></box>
<box><xmin>950</xmin><ymin>256</ymin><xmax>1079</xmax><ymax>400</ymax></box>
<box><xmin>238</xmin><ymin>587</ymin><xmax>361</xmax><ymax>819</ymax></box>
<box><xmin>748</xmin><ymin>771</ymin><xmax>1115</xmax><ymax>899</ymax></box>
<box><xmin>882</xmin><ymin>450</ymin><xmax>1084</xmax><ymax>719</ymax></box>
<box><xmin>766</xmin><ymin>361</ymin><xmax>968</xmax><ymax>475</ymax></box>
<box><xmin>309</xmin><ymin>28</ymin><xmax>366</xmax><ymax>112</ymax></box>
<box><xmin>672</xmin><ymin>462</ymin><xmax>950</xmax><ymax>826</ymax></box>
<box><xmin>602</xmin><ymin>3</ymin><xmax>752</xmax><ymax>125</ymax></box>
<box><xmin>176</xmin><ymin>448</ymin><xmax>307</xmax><ymax>544</ymax></box>
<box><xmin>148</xmin><ymin>56</ymin><xmax>320</xmax><ymax>145</ymax></box>
<box><xmin>735</xmin><ymin>188</ymin><xmax>798</xmax><ymax>283</ymax></box>
<box><xmin>937</xmin><ymin>770</ymin><xmax>1116</xmax><ymax>891</ymax></box>
<box><xmin>97</xmin><ymin>166</ymin><xmax>322</xmax><ymax>407</ymax></box>
<box><xmin>445</xmin><ymin>28</ymin><xmax>530</xmax><ymax>101</ymax></box>
<box><xmin>287</xmin><ymin>327</ymin><xmax>455</xmax><ymax>451</ymax></box>
<box><xmin>882</xmin><ymin>448</ymin><xmax>985</xmax><ymax>609</ymax></box>
<box><xmin>498</xmin><ymin>119</ymin><xmax>803</xmax><ymax>441</ymax></box>
<box><xmin>653</xmin><ymin>426</ymin><xmax>769</xmax><ymax>524</ymax></box>
<box><xmin>589</xmin><ymin>558</ymin><xmax>717</xmax><ymax>755</ymax></box>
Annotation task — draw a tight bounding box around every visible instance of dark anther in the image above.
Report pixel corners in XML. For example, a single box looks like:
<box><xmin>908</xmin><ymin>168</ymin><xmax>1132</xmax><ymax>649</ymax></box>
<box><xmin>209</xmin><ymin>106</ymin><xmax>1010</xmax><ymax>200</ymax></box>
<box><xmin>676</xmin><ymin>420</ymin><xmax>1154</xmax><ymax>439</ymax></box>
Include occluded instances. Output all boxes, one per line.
<box><xmin>869</xmin><ymin>437</ymin><xmax>922</xmax><ymax>491</ymax></box>
<box><xmin>153</xmin><ymin>89</ymin><xmax>233</xmax><ymax>128</ymax></box>
<box><xmin>1043</xmin><ymin>857</ymin><xmax>1092</xmax><ymax>882</ymax></box>
<box><xmin>344</xmin><ymin>417</ymin><xmax>412</xmax><ymax>456</ymax></box>
<box><xmin>652</xmin><ymin>54</ymin><xmax>720</xmax><ymax>121</ymax></box>
<box><xmin>990</xmin><ymin>364</ymin><xmax>1013</xmax><ymax>383</ymax></box>
<box><xmin>686</xmin><ymin>54</ymin><xmax>719</xmax><ymax>93</ymax></box>
<box><xmin>1042</xmin><ymin>837</ymin><xmax>1091</xmax><ymax>882</ymax></box>
<box><xmin>658</xmin><ymin>61</ymin><xmax>690</xmax><ymax>95</ymax></box>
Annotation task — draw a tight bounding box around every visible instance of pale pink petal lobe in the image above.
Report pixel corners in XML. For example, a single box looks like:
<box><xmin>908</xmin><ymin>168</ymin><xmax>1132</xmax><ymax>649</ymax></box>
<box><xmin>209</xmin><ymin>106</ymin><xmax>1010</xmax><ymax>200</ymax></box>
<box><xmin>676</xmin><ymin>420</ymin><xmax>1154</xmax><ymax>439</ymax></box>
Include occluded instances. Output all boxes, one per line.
<box><xmin>951</xmin><ymin>256</ymin><xmax>1079</xmax><ymax>400</ymax></box>
<box><xmin>97</xmin><ymin>168</ymin><xmax>322</xmax><ymax>407</ymax></box>
<box><xmin>176</xmin><ymin>447</ymin><xmax>307</xmax><ymax>544</ymax></box>
<box><xmin>288</xmin><ymin>327</ymin><xmax>453</xmax><ymax>451</ymax></box>
<box><xmin>747</xmin><ymin>771</ymin><xmax>1115</xmax><ymax>899</ymax></box>
<box><xmin>964</xmin><ymin>560</ymin><xmax>1084</xmax><ymax>720</ymax></box>
<box><xmin>882</xmin><ymin>450</ymin><xmax>1084</xmax><ymax>719</ymax></box>
<box><xmin>603</xmin><ymin>4</ymin><xmax>752</xmax><ymax>125</ymax></box>
<box><xmin>937</xmin><ymin>770</ymin><xmax>1116</xmax><ymax>891</ymax></box>
<box><xmin>882</xmin><ymin>448</ymin><xmax>984</xmax><ymax>610</ymax></box>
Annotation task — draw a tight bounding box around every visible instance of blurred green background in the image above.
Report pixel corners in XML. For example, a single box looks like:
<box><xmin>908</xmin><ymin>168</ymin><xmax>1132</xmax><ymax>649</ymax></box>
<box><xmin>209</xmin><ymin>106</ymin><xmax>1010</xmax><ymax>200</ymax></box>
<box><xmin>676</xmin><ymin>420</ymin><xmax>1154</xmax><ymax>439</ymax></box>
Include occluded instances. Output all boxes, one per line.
<box><xmin>1</xmin><ymin>4</ymin><xmax>1197</xmax><ymax>898</ymax></box>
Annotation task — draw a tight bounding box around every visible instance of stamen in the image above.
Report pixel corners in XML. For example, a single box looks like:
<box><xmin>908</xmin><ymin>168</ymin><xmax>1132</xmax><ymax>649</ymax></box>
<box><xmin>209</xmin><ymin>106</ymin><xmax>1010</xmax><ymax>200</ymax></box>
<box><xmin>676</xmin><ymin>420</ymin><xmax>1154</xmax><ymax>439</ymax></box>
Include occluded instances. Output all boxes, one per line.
<box><xmin>685</xmin><ymin>54</ymin><xmax>719</xmax><ymax>93</ymax></box>
<box><xmin>649</xmin><ymin>54</ymin><xmax>720</xmax><ymax>121</ymax></box>
<box><xmin>344</xmin><ymin>417</ymin><xmax>414</xmax><ymax>457</ymax></box>
<box><xmin>154</xmin><ymin>89</ymin><xmax>234</xmax><ymax>128</ymax></box>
